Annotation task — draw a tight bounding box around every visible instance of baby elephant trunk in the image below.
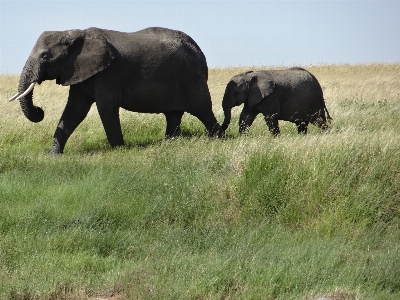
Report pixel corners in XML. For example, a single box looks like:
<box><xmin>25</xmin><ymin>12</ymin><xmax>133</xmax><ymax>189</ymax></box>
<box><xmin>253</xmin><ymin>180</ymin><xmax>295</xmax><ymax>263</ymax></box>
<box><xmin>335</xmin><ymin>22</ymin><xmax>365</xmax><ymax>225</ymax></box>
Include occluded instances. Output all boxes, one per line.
<box><xmin>221</xmin><ymin>107</ymin><xmax>232</xmax><ymax>132</ymax></box>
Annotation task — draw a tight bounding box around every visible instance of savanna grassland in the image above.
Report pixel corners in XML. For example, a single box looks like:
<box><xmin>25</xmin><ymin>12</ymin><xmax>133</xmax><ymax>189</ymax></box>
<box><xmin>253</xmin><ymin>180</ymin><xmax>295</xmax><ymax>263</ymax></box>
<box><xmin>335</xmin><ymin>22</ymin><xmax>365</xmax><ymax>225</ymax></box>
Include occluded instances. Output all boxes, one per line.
<box><xmin>0</xmin><ymin>64</ymin><xmax>400</xmax><ymax>299</ymax></box>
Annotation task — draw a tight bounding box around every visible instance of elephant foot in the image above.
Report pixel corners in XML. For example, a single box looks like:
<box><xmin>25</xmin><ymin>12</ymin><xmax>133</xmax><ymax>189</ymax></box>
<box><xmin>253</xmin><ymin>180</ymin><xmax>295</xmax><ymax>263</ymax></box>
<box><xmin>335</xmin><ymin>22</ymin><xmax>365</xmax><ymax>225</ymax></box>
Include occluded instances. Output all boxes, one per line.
<box><xmin>49</xmin><ymin>139</ymin><xmax>63</xmax><ymax>155</ymax></box>
<box><xmin>49</xmin><ymin>150</ymin><xmax>62</xmax><ymax>155</ymax></box>
<box><xmin>164</xmin><ymin>135</ymin><xmax>179</xmax><ymax>141</ymax></box>
<box><xmin>165</xmin><ymin>128</ymin><xmax>181</xmax><ymax>139</ymax></box>
<box><xmin>208</xmin><ymin>127</ymin><xmax>222</xmax><ymax>138</ymax></box>
<box><xmin>295</xmin><ymin>120</ymin><xmax>309</xmax><ymax>134</ymax></box>
<box><xmin>217</xmin><ymin>127</ymin><xmax>228</xmax><ymax>138</ymax></box>
<box><xmin>269</xmin><ymin>128</ymin><xmax>280</xmax><ymax>137</ymax></box>
<box><xmin>320</xmin><ymin>123</ymin><xmax>330</xmax><ymax>131</ymax></box>
<box><xmin>270</xmin><ymin>132</ymin><xmax>280</xmax><ymax>137</ymax></box>
<box><xmin>239</xmin><ymin>125</ymin><xmax>251</xmax><ymax>134</ymax></box>
<box><xmin>111</xmin><ymin>143</ymin><xmax>125</xmax><ymax>150</ymax></box>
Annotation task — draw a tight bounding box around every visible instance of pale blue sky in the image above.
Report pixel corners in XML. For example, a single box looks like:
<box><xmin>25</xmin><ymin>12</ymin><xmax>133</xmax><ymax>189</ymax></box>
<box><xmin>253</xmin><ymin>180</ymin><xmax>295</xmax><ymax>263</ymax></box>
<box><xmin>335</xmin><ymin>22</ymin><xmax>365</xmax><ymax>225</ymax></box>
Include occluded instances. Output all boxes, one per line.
<box><xmin>1</xmin><ymin>0</ymin><xmax>399</xmax><ymax>74</ymax></box>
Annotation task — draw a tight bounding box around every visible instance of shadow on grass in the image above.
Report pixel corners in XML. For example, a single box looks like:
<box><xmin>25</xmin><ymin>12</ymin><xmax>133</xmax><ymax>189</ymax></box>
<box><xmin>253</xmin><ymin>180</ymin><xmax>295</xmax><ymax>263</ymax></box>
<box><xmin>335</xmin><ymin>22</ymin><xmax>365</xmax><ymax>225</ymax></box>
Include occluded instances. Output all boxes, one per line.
<box><xmin>65</xmin><ymin>130</ymin><xmax>226</xmax><ymax>155</ymax></box>
<box><xmin>50</xmin><ymin>126</ymin><xmax>235</xmax><ymax>155</ymax></box>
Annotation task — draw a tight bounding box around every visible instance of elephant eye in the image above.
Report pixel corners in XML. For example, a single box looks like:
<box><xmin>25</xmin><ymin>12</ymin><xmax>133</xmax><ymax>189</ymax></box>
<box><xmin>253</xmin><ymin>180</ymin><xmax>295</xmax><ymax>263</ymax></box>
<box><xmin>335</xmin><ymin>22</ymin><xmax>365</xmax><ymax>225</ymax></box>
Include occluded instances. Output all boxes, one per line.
<box><xmin>40</xmin><ymin>51</ymin><xmax>51</xmax><ymax>60</ymax></box>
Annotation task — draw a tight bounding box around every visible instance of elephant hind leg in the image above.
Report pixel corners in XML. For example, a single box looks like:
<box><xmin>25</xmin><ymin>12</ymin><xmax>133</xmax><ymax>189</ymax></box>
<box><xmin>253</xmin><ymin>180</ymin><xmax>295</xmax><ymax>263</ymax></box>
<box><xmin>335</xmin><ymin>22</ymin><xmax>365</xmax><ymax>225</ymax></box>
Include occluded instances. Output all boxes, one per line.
<box><xmin>310</xmin><ymin>109</ymin><xmax>330</xmax><ymax>130</ymax></box>
<box><xmin>164</xmin><ymin>110</ymin><xmax>184</xmax><ymax>138</ymax></box>
<box><xmin>295</xmin><ymin>120</ymin><xmax>309</xmax><ymax>134</ymax></box>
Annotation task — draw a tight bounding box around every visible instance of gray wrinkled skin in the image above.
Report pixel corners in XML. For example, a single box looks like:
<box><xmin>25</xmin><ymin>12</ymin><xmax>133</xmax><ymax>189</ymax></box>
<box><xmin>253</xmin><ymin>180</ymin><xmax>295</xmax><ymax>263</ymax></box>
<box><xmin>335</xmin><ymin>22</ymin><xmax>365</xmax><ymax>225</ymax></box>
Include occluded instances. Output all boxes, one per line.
<box><xmin>221</xmin><ymin>67</ymin><xmax>331</xmax><ymax>136</ymax></box>
<box><xmin>13</xmin><ymin>27</ymin><xmax>220</xmax><ymax>154</ymax></box>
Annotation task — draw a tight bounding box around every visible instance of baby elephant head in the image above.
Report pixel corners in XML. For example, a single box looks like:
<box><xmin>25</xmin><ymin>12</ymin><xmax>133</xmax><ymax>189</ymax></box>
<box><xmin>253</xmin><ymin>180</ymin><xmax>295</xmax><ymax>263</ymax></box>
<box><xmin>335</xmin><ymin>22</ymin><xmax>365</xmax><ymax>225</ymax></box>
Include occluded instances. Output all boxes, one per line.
<box><xmin>221</xmin><ymin>71</ymin><xmax>275</xmax><ymax>131</ymax></box>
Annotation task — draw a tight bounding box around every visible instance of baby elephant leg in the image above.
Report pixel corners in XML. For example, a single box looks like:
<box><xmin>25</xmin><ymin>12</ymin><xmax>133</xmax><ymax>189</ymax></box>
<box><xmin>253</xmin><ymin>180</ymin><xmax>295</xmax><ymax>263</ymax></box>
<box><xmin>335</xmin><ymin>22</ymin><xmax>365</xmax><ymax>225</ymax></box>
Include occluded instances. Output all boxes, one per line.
<box><xmin>164</xmin><ymin>110</ymin><xmax>184</xmax><ymax>138</ymax></box>
<box><xmin>295</xmin><ymin>120</ymin><xmax>309</xmax><ymax>134</ymax></box>
<box><xmin>264</xmin><ymin>113</ymin><xmax>280</xmax><ymax>136</ymax></box>
<box><xmin>239</xmin><ymin>106</ymin><xmax>257</xmax><ymax>134</ymax></box>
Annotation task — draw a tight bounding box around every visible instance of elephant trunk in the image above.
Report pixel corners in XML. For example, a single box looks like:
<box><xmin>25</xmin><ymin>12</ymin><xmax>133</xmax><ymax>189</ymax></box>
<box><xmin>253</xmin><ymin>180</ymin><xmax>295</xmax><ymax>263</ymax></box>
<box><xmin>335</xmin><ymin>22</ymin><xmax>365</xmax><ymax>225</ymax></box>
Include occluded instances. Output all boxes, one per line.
<box><xmin>221</xmin><ymin>83</ymin><xmax>234</xmax><ymax>132</ymax></box>
<box><xmin>221</xmin><ymin>107</ymin><xmax>231</xmax><ymax>132</ymax></box>
<box><xmin>18</xmin><ymin>87</ymin><xmax>44</xmax><ymax>123</ymax></box>
<box><xmin>12</xmin><ymin>56</ymin><xmax>44</xmax><ymax>123</ymax></box>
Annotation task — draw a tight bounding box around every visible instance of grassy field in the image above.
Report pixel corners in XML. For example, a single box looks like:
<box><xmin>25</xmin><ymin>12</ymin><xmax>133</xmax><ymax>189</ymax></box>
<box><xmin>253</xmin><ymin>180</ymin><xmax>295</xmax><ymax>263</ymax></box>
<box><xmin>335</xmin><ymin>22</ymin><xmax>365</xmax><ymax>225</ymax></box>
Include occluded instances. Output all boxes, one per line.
<box><xmin>0</xmin><ymin>64</ymin><xmax>400</xmax><ymax>299</ymax></box>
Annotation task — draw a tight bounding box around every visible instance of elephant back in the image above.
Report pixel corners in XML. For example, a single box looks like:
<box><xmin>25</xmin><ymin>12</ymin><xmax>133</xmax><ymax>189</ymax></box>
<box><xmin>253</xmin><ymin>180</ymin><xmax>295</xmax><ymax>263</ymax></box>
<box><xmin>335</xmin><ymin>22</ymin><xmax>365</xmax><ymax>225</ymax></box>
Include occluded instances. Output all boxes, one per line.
<box><xmin>135</xmin><ymin>27</ymin><xmax>209</xmax><ymax>80</ymax></box>
<box><xmin>270</xmin><ymin>69</ymin><xmax>323</xmax><ymax>101</ymax></box>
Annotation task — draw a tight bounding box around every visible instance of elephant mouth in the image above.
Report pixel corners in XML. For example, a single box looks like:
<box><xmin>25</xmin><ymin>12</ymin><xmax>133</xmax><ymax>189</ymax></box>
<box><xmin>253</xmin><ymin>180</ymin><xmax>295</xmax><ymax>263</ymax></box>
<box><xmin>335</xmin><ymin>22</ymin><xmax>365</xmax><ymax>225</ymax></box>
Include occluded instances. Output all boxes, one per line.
<box><xmin>9</xmin><ymin>69</ymin><xmax>44</xmax><ymax>102</ymax></box>
<box><xmin>9</xmin><ymin>82</ymin><xmax>36</xmax><ymax>102</ymax></box>
<box><xmin>9</xmin><ymin>66</ymin><xmax>44</xmax><ymax>102</ymax></box>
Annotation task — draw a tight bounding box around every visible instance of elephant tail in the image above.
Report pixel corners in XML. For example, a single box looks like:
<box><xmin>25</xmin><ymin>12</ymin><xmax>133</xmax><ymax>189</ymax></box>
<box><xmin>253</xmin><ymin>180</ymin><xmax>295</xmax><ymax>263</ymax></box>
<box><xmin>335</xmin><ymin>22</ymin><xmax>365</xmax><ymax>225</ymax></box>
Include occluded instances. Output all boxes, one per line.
<box><xmin>324</xmin><ymin>101</ymin><xmax>332</xmax><ymax>120</ymax></box>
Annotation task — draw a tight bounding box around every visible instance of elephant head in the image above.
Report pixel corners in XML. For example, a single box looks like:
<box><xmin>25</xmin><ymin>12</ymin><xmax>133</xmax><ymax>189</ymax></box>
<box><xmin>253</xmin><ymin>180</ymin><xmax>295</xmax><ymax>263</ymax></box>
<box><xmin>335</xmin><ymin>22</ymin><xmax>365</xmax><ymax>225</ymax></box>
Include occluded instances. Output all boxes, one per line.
<box><xmin>9</xmin><ymin>28</ymin><xmax>115</xmax><ymax>123</ymax></box>
<box><xmin>221</xmin><ymin>71</ymin><xmax>275</xmax><ymax>131</ymax></box>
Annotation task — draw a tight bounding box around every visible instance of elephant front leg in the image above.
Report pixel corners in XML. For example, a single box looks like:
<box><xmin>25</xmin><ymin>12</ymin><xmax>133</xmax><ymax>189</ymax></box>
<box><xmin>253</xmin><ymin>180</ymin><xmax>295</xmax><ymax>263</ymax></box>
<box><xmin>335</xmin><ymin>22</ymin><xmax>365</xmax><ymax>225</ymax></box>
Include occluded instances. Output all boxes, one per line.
<box><xmin>51</xmin><ymin>86</ymin><xmax>94</xmax><ymax>154</ymax></box>
<box><xmin>164</xmin><ymin>110</ymin><xmax>184</xmax><ymax>138</ymax></box>
<box><xmin>52</xmin><ymin>121</ymin><xmax>71</xmax><ymax>154</ymax></box>
<box><xmin>239</xmin><ymin>106</ymin><xmax>257</xmax><ymax>134</ymax></box>
<box><xmin>264</xmin><ymin>113</ymin><xmax>280</xmax><ymax>136</ymax></box>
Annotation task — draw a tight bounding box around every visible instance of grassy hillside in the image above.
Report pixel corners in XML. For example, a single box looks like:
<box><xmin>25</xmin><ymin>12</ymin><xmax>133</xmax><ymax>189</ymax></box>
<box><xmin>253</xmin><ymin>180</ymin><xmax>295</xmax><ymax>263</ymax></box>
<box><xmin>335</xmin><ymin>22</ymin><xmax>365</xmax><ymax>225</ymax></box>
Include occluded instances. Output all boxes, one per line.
<box><xmin>0</xmin><ymin>64</ymin><xmax>400</xmax><ymax>299</ymax></box>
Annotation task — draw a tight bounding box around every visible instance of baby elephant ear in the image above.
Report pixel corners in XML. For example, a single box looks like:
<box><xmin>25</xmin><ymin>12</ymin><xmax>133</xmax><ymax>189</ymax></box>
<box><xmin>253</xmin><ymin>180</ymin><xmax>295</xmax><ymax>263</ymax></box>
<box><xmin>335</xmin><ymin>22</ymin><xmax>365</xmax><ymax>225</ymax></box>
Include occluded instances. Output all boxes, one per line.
<box><xmin>61</xmin><ymin>29</ymin><xmax>115</xmax><ymax>86</ymax></box>
<box><xmin>248</xmin><ymin>75</ymin><xmax>275</xmax><ymax>107</ymax></box>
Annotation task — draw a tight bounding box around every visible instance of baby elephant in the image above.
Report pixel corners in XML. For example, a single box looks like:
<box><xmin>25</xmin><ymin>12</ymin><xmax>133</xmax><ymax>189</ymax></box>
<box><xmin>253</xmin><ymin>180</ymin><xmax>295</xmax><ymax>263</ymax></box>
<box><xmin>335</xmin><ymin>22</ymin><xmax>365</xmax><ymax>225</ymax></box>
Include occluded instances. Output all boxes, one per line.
<box><xmin>221</xmin><ymin>67</ymin><xmax>331</xmax><ymax>135</ymax></box>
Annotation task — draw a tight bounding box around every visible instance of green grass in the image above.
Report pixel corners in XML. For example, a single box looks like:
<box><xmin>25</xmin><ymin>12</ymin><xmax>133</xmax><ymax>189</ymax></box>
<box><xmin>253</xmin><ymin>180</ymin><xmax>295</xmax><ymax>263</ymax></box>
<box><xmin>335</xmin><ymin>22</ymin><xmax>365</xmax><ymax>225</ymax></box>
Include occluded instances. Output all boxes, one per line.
<box><xmin>1</xmin><ymin>64</ymin><xmax>400</xmax><ymax>299</ymax></box>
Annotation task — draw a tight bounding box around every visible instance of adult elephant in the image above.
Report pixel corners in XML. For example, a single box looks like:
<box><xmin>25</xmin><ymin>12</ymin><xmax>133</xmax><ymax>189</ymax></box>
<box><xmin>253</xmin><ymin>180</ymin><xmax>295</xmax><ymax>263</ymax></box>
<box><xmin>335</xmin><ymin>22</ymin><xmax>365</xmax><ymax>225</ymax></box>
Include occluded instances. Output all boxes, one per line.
<box><xmin>220</xmin><ymin>67</ymin><xmax>331</xmax><ymax>136</ymax></box>
<box><xmin>9</xmin><ymin>27</ymin><xmax>221</xmax><ymax>154</ymax></box>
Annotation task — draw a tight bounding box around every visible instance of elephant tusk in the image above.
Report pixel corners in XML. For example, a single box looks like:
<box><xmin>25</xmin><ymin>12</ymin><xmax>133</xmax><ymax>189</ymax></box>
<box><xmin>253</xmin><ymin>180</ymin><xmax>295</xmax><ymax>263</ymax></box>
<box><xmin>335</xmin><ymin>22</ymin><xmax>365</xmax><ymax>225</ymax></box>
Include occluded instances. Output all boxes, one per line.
<box><xmin>8</xmin><ymin>92</ymin><xmax>20</xmax><ymax>102</ymax></box>
<box><xmin>15</xmin><ymin>82</ymin><xmax>36</xmax><ymax>101</ymax></box>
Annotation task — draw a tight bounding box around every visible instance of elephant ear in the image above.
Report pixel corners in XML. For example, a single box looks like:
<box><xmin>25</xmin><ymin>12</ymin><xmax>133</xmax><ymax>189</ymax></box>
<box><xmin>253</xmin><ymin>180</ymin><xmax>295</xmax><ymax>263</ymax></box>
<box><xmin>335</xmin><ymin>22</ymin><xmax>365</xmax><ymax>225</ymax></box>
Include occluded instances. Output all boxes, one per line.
<box><xmin>248</xmin><ymin>74</ymin><xmax>275</xmax><ymax>107</ymax></box>
<box><xmin>61</xmin><ymin>29</ymin><xmax>115</xmax><ymax>86</ymax></box>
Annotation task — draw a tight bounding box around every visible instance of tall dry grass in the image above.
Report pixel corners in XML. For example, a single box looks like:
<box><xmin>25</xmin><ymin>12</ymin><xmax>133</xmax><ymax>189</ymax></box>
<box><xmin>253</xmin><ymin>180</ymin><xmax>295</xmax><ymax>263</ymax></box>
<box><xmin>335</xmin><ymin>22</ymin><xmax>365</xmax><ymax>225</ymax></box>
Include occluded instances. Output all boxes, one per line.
<box><xmin>1</xmin><ymin>64</ymin><xmax>400</xmax><ymax>299</ymax></box>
